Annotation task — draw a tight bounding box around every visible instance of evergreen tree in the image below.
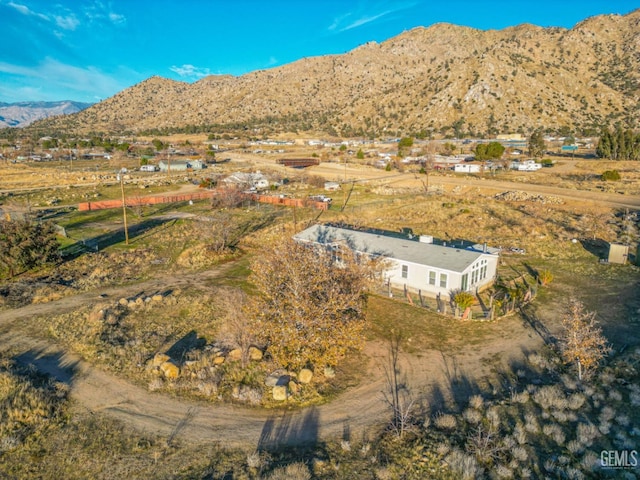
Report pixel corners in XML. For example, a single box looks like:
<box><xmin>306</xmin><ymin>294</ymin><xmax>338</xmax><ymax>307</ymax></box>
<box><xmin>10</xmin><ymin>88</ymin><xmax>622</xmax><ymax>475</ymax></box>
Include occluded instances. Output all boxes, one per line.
<box><xmin>0</xmin><ymin>219</ymin><xmax>60</xmax><ymax>278</ymax></box>
<box><xmin>596</xmin><ymin>127</ymin><xmax>640</xmax><ymax>160</ymax></box>
<box><xmin>528</xmin><ymin>129</ymin><xmax>545</xmax><ymax>158</ymax></box>
<box><xmin>474</xmin><ymin>142</ymin><xmax>505</xmax><ymax>160</ymax></box>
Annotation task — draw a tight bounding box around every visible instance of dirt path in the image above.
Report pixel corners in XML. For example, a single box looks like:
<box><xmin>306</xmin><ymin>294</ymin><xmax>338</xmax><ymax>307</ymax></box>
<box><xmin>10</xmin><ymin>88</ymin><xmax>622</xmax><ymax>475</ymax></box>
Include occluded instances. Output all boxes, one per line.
<box><xmin>302</xmin><ymin>162</ymin><xmax>640</xmax><ymax>209</ymax></box>
<box><xmin>0</xmin><ymin>266</ymin><xmax>545</xmax><ymax>449</ymax></box>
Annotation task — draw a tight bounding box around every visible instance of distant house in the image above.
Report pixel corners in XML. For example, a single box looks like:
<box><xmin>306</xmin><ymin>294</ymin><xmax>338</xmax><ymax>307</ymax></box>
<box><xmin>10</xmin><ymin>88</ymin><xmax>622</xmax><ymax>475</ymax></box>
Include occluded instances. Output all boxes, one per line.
<box><xmin>294</xmin><ymin>225</ymin><xmax>499</xmax><ymax>297</ymax></box>
<box><xmin>223</xmin><ymin>171</ymin><xmax>269</xmax><ymax>190</ymax></box>
<box><xmin>454</xmin><ymin>163</ymin><xmax>481</xmax><ymax>173</ymax></box>
<box><xmin>324</xmin><ymin>181</ymin><xmax>340</xmax><ymax>191</ymax></box>
<box><xmin>158</xmin><ymin>159</ymin><xmax>206</xmax><ymax>172</ymax></box>
<box><xmin>510</xmin><ymin>160</ymin><xmax>541</xmax><ymax>171</ymax></box>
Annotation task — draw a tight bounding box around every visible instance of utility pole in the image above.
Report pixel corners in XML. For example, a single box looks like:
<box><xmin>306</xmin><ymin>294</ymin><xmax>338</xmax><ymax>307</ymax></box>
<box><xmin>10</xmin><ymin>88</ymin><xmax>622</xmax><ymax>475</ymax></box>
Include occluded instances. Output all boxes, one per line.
<box><xmin>118</xmin><ymin>170</ymin><xmax>129</xmax><ymax>245</ymax></box>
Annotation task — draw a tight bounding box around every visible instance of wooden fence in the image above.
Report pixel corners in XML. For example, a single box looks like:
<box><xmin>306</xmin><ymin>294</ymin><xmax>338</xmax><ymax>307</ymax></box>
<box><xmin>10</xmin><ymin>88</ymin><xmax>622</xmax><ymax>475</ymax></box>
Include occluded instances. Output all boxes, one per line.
<box><xmin>78</xmin><ymin>190</ymin><xmax>328</xmax><ymax>212</ymax></box>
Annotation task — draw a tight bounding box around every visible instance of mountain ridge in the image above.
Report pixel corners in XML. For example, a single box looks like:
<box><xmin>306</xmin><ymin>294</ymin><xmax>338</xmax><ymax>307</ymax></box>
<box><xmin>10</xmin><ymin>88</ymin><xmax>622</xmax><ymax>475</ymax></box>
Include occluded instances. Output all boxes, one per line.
<box><xmin>29</xmin><ymin>9</ymin><xmax>640</xmax><ymax>137</ymax></box>
<box><xmin>0</xmin><ymin>101</ymin><xmax>92</xmax><ymax>128</ymax></box>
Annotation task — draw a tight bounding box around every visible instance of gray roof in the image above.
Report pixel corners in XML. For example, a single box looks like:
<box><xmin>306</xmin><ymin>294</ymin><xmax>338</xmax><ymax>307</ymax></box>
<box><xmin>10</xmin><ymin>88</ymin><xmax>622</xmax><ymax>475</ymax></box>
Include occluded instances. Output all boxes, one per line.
<box><xmin>294</xmin><ymin>225</ymin><xmax>491</xmax><ymax>273</ymax></box>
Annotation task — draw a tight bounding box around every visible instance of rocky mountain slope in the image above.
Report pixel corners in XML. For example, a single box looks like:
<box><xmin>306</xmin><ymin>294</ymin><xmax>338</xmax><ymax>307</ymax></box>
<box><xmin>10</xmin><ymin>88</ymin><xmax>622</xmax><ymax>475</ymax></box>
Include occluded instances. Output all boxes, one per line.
<box><xmin>36</xmin><ymin>10</ymin><xmax>640</xmax><ymax>136</ymax></box>
<box><xmin>0</xmin><ymin>101</ymin><xmax>92</xmax><ymax>128</ymax></box>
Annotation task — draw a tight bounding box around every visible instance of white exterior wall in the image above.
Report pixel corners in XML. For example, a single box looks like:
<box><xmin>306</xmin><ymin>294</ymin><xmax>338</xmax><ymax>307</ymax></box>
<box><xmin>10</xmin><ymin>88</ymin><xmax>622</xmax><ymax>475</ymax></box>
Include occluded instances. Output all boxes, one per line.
<box><xmin>385</xmin><ymin>254</ymin><xmax>498</xmax><ymax>297</ymax></box>
<box><xmin>454</xmin><ymin>164</ymin><xmax>481</xmax><ymax>173</ymax></box>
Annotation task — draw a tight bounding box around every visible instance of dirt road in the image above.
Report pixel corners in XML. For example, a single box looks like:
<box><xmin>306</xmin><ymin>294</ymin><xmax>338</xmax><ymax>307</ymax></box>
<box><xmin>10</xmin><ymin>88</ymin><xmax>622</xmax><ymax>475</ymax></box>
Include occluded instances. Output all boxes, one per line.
<box><xmin>0</xmin><ymin>265</ymin><xmax>544</xmax><ymax>449</ymax></box>
<box><xmin>302</xmin><ymin>161</ymin><xmax>640</xmax><ymax>209</ymax></box>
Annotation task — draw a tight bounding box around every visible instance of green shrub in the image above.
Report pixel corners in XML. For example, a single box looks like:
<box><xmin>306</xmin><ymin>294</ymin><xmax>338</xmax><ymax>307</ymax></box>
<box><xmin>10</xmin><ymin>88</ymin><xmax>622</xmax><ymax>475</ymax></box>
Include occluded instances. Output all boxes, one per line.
<box><xmin>453</xmin><ymin>291</ymin><xmax>475</xmax><ymax>310</ymax></box>
<box><xmin>537</xmin><ymin>269</ymin><xmax>554</xmax><ymax>286</ymax></box>
<box><xmin>601</xmin><ymin>170</ymin><xmax>621</xmax><ymax>181</ymax></box>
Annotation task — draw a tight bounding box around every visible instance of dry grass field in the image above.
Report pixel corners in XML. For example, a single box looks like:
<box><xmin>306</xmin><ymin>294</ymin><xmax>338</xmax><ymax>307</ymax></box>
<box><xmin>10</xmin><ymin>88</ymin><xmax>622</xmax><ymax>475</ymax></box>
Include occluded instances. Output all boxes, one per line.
<box><xmin>0</xmin><ymin>150</ymin><xmax>639</xmax><ymax>479</ymax></box>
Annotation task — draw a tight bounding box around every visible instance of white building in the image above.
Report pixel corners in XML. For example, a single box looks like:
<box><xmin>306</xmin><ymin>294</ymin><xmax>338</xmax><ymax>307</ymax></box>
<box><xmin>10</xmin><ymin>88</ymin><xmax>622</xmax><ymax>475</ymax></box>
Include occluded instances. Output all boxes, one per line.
<box><xmin>454</xmin><ymin>163</ymin><xmax>482</xmax><ymax>173</ymax></box>
<box><xmin>294</xmin><ymin>225</ymin><xmax>499</xmax><ymax>297</ymax></box>
<box><xmin>223</xmin><ymin>171</ymin><xmax>269</xmax><ymax>190</ymax></box>
<box><xmin>158</xmin><ymin>159</ymin><xmax>206</xmax><ymax>172</ymax></box>
<box><xmin>510</xmin><ymin>160</ymin><xmax>541</xmax><ymax>171</ymax></box>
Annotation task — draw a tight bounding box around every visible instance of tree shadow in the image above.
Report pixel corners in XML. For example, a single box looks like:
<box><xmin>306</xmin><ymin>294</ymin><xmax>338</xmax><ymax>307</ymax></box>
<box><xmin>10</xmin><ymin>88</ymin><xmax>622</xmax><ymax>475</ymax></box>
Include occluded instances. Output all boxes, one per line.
<box><xmin>13</xmin><ymin>347</ymin><xmax>80</xmax><ymax>385</ymax></box>
<box><xmin>519</xmin><ymin>304</ymin><xmax>556</xmax><ymax>346</ymax></box>
<box><xmin>579</xmin><ymin>238</ymin><xmax>608</xmax><ymax>260</ymax></box>
<box><xmin>438</xmin><ymin>350</ymin><xmax>481</xmax><ymax>411</ymax></box>
<box><xmin>257</xmin><ymin>407</ymin><xmax>320</xmax><ymax>451</ymax></box>
<box><xmin>165</xmin><ymin>330</ymin><xmax>206</xmax><ymax>363</ymax></box>
<box><xmin>60</xmin><ymin>217</ymin><xmax>176</xmax><ymax>260</ymax></box>
<box><xmin>255</xmin><ymin>407</ymin><xmax>323</xmax><ymax>479</ymax></box>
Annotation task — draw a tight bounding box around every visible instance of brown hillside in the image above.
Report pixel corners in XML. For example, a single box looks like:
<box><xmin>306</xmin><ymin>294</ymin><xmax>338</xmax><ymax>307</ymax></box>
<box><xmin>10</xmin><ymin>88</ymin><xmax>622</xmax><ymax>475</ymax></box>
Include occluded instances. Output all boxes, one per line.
<box><xmin>37</xmin><ymin>10</ymin><xmax>640</xmax><ymax>136</ymax></box>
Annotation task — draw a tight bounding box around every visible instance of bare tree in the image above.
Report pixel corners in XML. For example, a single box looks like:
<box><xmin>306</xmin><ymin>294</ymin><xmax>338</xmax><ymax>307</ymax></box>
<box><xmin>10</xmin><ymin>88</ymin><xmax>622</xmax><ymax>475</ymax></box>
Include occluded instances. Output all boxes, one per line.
<box><xmin>216</xmin><ymin>288</ymin><xmax>257</xmax><ymax>367</ymax></box>
<box><xmin>247</xmin><ymin>239</ymin><xmax>379</xmax><ymax>371</ymax></box>
<box><xmin>558</xmin><ymin>299</ymin><xmax>611</xmax><ymax>380</ymax></box>
<box><xmin>382</xmin><ymin>332</ymin><xmax>415</xmax><ymax>438</ymax></box>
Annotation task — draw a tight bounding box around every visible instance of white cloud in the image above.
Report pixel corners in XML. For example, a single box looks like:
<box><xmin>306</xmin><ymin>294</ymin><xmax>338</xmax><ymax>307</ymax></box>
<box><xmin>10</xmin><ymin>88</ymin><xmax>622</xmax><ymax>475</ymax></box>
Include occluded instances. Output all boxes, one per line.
<box><xmin>54</xmin><ymin>14</ymin><xmax>80</xmax><ymax>30</ymax></box>
<box><xmin>329</xmin><ymin>1</ymin><xmax>418</xmax><ymax>32</ymax></box>
<box><xmin>340</xmin><ymin>11</ymin><xmax>393</xmax><ymax>31</ymax></box>
<box><xmin>108</xmin><ymin>12</ymin><xmax>126</xmax><ymax>25</ymax></box>
<box><xmin>170</xmin><ymin>64</ymin><xmax>211</xmax><ymax>79</ymax></box>
<box><xmin>0</xmin><ymin>58</ymin><xmax>126</xmax><ymax>100</ymax></box>
<box><xmin>83</xmin><ymin>1</ymin><xmax>126</xmax><ymax>26</ymax></box>
<box><xmin>7</xmin><ymin>1</ymin><xmax>49</xmax><ymax>20</ymax></box>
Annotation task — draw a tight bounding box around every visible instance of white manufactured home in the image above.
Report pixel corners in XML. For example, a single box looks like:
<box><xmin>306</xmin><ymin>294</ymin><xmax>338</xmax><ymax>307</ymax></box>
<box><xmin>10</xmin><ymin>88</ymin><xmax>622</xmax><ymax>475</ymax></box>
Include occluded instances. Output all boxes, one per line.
<box><xmin>294</xmin><ymin>225</ymin><xmax>500</xmax><ymax>297</ymax></box>
<box><xmin>454</xmin><ymin>163</ymin><xmax>482</xmax><ymax>173</ymax></box>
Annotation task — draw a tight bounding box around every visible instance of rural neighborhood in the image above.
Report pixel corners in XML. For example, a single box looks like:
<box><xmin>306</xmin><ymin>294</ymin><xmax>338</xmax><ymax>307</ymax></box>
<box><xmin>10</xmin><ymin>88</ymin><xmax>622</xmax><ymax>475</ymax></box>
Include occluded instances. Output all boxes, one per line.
<box><xmin>0</xmin><ymin>3</ymin><xmax>639</xmax><ymax>480</ymax></box>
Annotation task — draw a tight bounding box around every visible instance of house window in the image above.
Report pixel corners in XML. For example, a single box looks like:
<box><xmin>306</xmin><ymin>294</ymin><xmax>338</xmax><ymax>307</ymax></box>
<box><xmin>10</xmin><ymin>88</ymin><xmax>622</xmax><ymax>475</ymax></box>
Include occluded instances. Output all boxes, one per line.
<box><xmin>401</xmin><ymin>265</ymin><xmax>408</xmax><ymax>279</ymax></box>
<box><xmin>461</xmin><ymin>273</ymin><xmax>468</xmax><ymax>291</ymax></box>
<box><xmin>428</xmin><ymin>271</ymin><xmax>436</xmax><ymax>285</ymax></box>
<box><xmin>439</xmin><ymin>273</ymin><xmax>448</xmax><ymax>288</ymax></box>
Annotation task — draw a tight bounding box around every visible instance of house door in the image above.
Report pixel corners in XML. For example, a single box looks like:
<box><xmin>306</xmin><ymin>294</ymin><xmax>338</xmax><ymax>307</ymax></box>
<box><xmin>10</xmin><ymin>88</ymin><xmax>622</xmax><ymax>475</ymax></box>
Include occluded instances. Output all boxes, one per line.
<box><xmin>461</xmin><ymin>273</ymin><xmax>469</xmax><ymax>291</ymax></box>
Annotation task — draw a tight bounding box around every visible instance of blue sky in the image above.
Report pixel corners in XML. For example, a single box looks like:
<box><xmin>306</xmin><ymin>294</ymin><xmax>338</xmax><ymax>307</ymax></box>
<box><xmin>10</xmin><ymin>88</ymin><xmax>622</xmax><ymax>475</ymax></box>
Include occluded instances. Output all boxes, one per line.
<box><xmin>0</xmin><ymin>0</ymin><xmax>637</xmax><ymax>103</ymax></box>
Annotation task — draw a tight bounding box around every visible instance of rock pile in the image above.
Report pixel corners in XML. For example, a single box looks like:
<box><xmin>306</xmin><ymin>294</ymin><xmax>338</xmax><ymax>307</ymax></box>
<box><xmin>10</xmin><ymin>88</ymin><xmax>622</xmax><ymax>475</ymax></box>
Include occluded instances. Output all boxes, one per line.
<box><xmin>494</xmin><ymin>190</ymin><xmax>564</xmax><ymax>205</ymax></box>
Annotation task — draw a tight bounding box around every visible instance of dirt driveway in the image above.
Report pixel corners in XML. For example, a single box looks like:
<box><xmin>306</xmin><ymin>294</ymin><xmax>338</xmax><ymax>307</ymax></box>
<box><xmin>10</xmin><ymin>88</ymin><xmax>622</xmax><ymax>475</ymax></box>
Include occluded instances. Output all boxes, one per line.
<box><xmin>0</xmin><ymin>264</ymin><xmax>547</xmax><ymax>449</ymax></box>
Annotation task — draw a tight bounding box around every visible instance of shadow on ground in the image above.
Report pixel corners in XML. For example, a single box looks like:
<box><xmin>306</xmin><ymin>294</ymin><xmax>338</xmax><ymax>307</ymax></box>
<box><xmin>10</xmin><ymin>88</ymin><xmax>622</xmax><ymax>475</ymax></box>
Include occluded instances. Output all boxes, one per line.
<box><xmin>60</xmin><ymin>217</ymin><xmax>177</xmax><ymax>260</ymax></box>
<box><xmin>13</xmin><ymin>347</ymin><xmax>80</xmax><ymax>385</ymax></box>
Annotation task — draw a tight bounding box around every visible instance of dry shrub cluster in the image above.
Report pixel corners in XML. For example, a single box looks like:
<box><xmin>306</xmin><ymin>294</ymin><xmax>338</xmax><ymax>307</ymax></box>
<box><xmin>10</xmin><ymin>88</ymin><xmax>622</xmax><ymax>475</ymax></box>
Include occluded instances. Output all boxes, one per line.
<box><xmin>34</xmin><ymin>289</ymin><xmax>219</xmax><ymax>381</ymax></box>
<box><xmin>0</xmin><ymin>357</ymin><xmax>68</xmax><ymax>455</ymax></box>
<box><xmin>0</xmin><ymin>248</ymin><xmax>161</xmax><ymax>311</ymax></box>
<box><xmin>421</xmin><ymin>345</ymin><xmax>640</xmax><ymax>479</ymax></box>
<box><xmin>152</xmin><ymin>210</ymin><xmax>277</xmax><ymax>270</ymax></box>
<box><xmin>338</xmin><ymin>192</ymin><xmax>623</xmax><ymax>260</ymax></box>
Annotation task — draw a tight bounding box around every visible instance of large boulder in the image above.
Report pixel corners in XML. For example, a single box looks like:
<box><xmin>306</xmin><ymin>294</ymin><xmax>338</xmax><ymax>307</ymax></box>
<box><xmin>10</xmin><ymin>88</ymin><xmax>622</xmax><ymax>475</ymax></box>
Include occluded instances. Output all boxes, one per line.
<box><xmin>248</xmin><ymin>346</ymin><xmax>263</xmax><ymax>361</ymax></box>
<box><xmin>272</xmin><ymin>385</ymin><xmax>288</xmax><ymax>401</ymax></box>
<box><xmin>227</xmin><ymin>348</ymin><xmax>242</xmax><ymax>361</ymax></box>
<box><xmin>265</xmin><ymin>372</ymin><xmax>290</xmax><ymax>387</ymax></box>
<box><xmin>160</xmin><ymin>361</ymin><xmax>180</xmax><ymax>379</ymax></box>
<box><xmin>151</xmin><ymin>353</ymin><xmax>170</xmax><ymax>367</ymax></box>
<box><xmin>298</xmin><ymin>368</ymin><xmax>313</xmax><ymax>384</ymax></box>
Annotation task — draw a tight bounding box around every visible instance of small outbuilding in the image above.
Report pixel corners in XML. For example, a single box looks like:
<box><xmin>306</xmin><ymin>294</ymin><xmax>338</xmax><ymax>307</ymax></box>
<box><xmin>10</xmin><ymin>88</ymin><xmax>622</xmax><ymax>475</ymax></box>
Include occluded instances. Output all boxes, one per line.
<box><xmin>608</xmin><ymin>243</ymin><xmax>629</xmax><ymax>264</ymax></box>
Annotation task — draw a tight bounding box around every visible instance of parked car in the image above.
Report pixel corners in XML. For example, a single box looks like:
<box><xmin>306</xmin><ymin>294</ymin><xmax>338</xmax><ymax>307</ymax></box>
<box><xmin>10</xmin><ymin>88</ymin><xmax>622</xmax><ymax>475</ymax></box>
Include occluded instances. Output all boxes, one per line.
<box><xmin>309</xmin><ymin>194</ymin><xmax>332</xmax><ymax>204</ymax></box>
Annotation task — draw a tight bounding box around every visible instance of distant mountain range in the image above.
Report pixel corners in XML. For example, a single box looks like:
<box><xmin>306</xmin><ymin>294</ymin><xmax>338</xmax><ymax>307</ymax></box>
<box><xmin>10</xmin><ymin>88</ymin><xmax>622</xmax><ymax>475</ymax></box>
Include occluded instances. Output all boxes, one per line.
<box><xmin>0</xmin><ymin>101</ymin><xmax>92</xmax><ymax>128</ymax></box>
<box><xmin>31</xmin><ymin>9</ymin><xmax>640</xmax><ymax>137</ymax></box>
